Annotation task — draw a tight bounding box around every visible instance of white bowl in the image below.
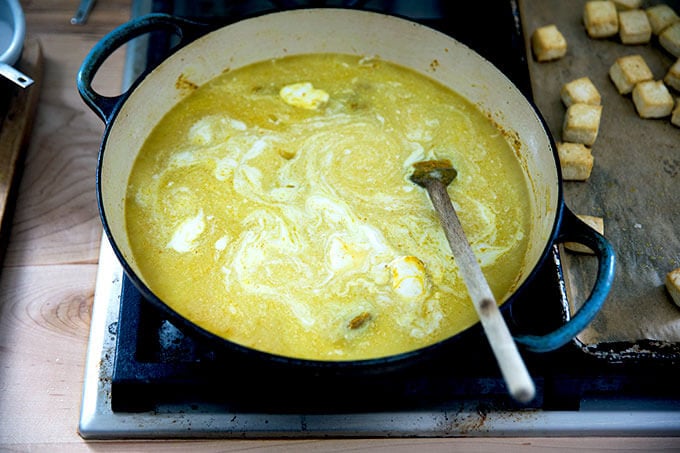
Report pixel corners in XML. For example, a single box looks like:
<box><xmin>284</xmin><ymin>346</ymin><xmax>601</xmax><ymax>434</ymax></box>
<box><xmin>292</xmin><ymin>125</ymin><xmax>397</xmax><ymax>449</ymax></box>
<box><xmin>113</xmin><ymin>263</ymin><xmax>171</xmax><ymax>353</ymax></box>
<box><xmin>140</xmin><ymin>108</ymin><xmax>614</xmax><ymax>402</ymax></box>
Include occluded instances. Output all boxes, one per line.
<box><xmin>0</xmin><ymin>0</ymin><xmax>25</xmax><ymax>66</ymax></box>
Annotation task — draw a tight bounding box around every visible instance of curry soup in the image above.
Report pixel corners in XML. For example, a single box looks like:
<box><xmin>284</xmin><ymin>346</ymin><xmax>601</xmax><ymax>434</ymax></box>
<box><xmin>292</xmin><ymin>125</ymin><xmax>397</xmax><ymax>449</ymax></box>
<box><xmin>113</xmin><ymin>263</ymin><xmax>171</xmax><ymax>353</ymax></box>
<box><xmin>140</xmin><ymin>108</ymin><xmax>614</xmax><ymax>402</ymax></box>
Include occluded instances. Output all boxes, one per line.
<box><xmin>125</xmin><ymin>53</ymin><xmax>532</xmax><ymax>361</ymax></box>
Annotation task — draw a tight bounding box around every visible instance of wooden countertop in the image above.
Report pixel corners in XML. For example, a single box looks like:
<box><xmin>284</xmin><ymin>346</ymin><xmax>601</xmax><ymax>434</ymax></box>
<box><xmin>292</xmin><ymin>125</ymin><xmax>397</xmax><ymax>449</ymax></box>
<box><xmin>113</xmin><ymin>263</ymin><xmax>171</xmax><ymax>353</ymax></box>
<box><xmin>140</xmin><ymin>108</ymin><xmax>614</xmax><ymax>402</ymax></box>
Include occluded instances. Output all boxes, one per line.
<box><xmin>0</xmin><ymin>1</ymin><xmax>678</xmax><ymax>451</ymax></box>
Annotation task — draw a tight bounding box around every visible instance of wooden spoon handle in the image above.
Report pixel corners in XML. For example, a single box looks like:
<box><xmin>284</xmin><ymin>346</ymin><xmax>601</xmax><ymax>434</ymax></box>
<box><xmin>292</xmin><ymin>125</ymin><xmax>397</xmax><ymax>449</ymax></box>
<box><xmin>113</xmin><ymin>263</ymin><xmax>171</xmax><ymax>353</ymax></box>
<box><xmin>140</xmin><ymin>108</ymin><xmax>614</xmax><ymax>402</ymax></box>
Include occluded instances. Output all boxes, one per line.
<box><xmin>425</xmin><ymin>180</ymin><xmax>535</xmax><ymax>403</ymax></box>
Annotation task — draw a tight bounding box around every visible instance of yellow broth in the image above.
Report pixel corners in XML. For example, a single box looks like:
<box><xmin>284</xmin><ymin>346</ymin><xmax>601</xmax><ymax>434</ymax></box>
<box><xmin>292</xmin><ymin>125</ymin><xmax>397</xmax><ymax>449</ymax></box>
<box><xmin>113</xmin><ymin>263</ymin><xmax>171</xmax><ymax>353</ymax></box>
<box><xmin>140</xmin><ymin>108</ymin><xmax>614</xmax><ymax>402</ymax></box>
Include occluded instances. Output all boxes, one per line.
<box><xmin>125</xmin><ymin>54</ymin><xmax>532</xmax><ymax>360</ymax></box>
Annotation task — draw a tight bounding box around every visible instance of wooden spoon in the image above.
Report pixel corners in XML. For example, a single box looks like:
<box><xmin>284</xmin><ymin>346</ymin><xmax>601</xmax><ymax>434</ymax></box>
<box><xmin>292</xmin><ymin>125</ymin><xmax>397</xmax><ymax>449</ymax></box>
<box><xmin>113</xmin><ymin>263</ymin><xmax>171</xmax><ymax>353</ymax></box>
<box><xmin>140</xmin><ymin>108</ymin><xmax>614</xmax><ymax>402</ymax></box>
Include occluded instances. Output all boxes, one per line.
<box><xmin>410</xmin><ymin>159</ymin><xmax>535</xmax><ymax>403</ymax></box>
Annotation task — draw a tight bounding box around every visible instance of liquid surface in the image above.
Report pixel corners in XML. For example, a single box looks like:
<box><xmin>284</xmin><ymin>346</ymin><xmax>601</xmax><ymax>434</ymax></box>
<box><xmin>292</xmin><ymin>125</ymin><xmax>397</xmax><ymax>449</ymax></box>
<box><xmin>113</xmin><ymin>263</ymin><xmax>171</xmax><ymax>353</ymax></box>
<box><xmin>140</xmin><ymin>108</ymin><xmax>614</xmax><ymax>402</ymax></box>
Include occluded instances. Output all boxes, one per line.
<box><xmin>126</xmin><ymin>54</ymin><xmax>532</xmax><ymax>361</ymax></box>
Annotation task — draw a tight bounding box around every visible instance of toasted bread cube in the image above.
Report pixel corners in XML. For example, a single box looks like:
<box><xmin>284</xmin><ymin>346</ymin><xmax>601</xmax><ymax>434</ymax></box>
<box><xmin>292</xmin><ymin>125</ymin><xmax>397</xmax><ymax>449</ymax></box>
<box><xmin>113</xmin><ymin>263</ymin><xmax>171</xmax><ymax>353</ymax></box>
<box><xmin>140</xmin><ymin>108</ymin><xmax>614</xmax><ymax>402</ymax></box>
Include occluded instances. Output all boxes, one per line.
<box><xmin>666</xmin><ymin>268</ymin><xmax>680</xmax><ymax>307</ymax></box>
<box><xmin>609</xmin><ymin>54</ymin><xmax>653</xmax><ymax>94</ymax></box>
<box><xmin>646</xmin><ymin>4</ymin><xmax>680</xmax><ymax>35</ymax></box>
<box><xmin>665</xmin><ymin>58</ymin><xmax>680</xmax><ymax>91</ymax></box>
<box><xmin>563</xmin><ymin>103</ymin><xmax>603</xmax><ymax>146</ymax></box>
<box><xmin>561</xmin><ymin>77</ymin><xmax>602</xmax><ymax>107</ymax></box>
<box><xmin>565</xmin><ymin>215</ymin><xmax>604</xmax><ymax>254</ymax></box>
<box><xmin>557</xmin><ymin>142</ymin><xmax>594</xmax><ymax>181</ymax></box>
<box><xmin>619</xmin><ymin>9</ymin><xmax>652</xmax><ymax>44</ymax></box>
<box><xmin>672</xmin><ymin>98</ymin><xmax>680</xmax><ymax>127</ymax></box>
<box><xmin>632</xmin><ymin>80</ymin><xmax>674</xmax><ymax>118</ymax></box>
<box><xmin>584</xmin><ymin>1</ymin><xmax>619</xmax><ymax>38</ymax></box>
<box><xmin>660</xmin><ymin>23</ymin><xmax>680</xmax><ymax>57</ymax></box>
<box><xmin>613</xmin><ymin>0</ymin><xmax>642</xmax><ymax>10</ymax></box>
<box><xmin>531</xmin><ymin>25</ymin><xmax>568</xmax><ymax>62</ymax></box>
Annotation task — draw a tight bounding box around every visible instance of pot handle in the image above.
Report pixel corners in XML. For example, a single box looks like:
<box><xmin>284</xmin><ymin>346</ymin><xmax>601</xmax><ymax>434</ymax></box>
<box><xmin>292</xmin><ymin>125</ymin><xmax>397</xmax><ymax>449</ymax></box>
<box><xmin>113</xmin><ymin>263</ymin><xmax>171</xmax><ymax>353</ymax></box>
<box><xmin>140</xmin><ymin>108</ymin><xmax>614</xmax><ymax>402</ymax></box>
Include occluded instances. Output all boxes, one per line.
<box><xmin>77</xmin><ymin>13</ymin><xmax>209</xmax><ymax>123</ymax></box>
<box><xmin>514</xmin><ymin>208</ymin><xmax>616</xmax><ymax>353</ymax></box>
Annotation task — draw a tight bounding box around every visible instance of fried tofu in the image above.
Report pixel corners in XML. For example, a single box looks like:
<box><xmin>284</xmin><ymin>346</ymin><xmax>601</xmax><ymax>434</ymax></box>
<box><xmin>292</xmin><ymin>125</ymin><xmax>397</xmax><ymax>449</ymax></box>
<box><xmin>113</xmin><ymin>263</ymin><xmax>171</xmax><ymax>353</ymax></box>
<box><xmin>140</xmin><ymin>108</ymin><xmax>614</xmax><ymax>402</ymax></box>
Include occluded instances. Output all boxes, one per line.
<box><xmin>531</xmin><ymin>24</ymin><xmax>568</xmax><ymax>62</ymax></box>
<box><xmin>609</xmin><ymin>54</ymin><xmax>653</xmax><ymax>94</ymax></box>
<box><xmin>619</xmin><ymin>9</ymin><xmax>652</xmax><ymax>44</ymax></box>
<box><xmin>666</xmin><ymin>268</ymin><xmax>680</xmax><ymax>307</ymax></box>
<box><xmin>665</xmin><ymin>58</ymin><xmax>680</xmax><ymax>92</ymax></box>
<box><xmin>660</xmin><ymin>22</ymin><xmax>680</xmax><ymax>57</ymax></box>
<box><xmin>584</xmin><ymin>1</ymin><xmax>619</xmax><ymax>38</ymax></box>
<box><xmin>563</xmin><ymin>103</ymin><xmax>603</xmax><ymax>146</ymax></box>
<box><xmin>613</xmin><ymin>0</ymin><xmax>642</xmax><ymax>10</ymax></box>
<box><xmin>672</xmin><ymin>98</ymin><xmax>680</xmax><ymax>127</ymax></box>
<box><xmin>632</xmin><ymin>80</ymin><xmax>674</xmax><ymax>118</ymax></box>
<box><xmin>565</xmin><ymin>215</ymin><xmax>604</xmax><ymax>254</ymax></box>
<box><xmin>561</xmin><ymin>77</ymin><xmax>602</xmax><ymax>107</ymax></box>
<box><xmin>646</xmin><ymin>4</ymin><xmax>680</xmax><ymax>35</ymax></box>
<box><xmin>557</xmin><ymin>142</ymin><xmax>594</xmax><ymax>181</ymax></box>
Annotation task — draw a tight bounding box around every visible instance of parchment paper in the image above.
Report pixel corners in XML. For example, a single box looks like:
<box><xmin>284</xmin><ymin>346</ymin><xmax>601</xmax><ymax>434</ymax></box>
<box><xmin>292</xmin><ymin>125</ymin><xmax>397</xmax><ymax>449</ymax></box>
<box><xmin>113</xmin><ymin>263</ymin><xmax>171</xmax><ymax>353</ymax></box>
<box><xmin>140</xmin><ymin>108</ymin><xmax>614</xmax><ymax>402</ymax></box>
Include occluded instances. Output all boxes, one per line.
<box><xmin>520</xmin><ymin>0</ymin><xmax>680</xmax><ymax>346</ymax></box>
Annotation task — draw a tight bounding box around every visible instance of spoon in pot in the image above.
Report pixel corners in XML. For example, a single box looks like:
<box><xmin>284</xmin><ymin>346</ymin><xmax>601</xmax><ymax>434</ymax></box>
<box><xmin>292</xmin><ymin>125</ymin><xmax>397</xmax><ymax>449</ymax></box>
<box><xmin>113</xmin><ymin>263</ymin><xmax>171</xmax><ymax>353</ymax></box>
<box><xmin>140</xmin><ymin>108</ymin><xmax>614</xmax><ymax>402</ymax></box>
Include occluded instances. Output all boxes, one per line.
<box><xmin>410</xmin><ymin>159</ymin><xmax>535</xmax><ymax>403</ymax></box>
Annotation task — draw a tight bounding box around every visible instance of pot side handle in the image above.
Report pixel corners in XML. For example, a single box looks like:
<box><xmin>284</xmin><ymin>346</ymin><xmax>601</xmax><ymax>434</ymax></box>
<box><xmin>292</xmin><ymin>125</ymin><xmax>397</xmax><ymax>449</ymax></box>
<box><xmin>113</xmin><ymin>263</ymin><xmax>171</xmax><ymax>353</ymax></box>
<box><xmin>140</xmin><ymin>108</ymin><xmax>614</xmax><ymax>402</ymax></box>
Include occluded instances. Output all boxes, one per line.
<box><xmin>76</xmin><ymin>13</ymin><xmax>209</xmax><ymax>123</ymax></box>
<box><xmin>514</xmin><ymin>208</ymin><xmax>616</xmax><ymax>353</ymax></box>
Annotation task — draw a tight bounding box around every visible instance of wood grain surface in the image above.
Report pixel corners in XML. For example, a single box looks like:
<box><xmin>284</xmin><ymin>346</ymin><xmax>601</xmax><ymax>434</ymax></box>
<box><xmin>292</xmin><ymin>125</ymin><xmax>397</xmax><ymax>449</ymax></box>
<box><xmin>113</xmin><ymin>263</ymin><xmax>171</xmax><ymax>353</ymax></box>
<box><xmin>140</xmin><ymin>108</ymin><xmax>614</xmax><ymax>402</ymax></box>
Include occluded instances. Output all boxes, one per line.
<box><xmin>0</xmin><ymin>1</ymin><xmax>679</xmax><ymax>451</ymax></box>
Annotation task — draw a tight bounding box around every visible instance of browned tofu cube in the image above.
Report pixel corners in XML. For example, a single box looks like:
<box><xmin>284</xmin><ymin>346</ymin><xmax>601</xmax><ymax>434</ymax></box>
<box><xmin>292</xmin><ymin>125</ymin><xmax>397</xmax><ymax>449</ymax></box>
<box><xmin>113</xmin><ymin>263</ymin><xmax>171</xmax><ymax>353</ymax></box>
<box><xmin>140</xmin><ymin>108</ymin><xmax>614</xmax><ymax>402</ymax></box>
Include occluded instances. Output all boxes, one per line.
<box><xmin>619</xmin><ymin>9</ymin><xmax>652</xmax><ymax>44</ymax></box>
<box><xmin>665</xmin><ymin>58</ymin><xmax>680</xmax><ymax>91</ymax></box>
<box><xmin>660</xmin><ymin>22</ymin><xmax>680</xmax><ymax>57</ymax></box>
<box><xmin>561</xmin><ymin>77</ymin><xmax>602</xmax><ymax>106</ymax></box>
<box><xmin>584</xmin><ymin>1</ymin><xmax>619</xmax><ymax>38</ymax></box>
<box><xmin>563</xmin><ymin>103</ymin><xmax>603</xmax><ymax>146</ymax></box>
<box><xmin>565</xmin><ymin>215</ymin><xmax>604</xmax><ymax>254</ymax></box>
<box><xmin>646</xmin><ymin>4</ymin><xmax>680</xmax><ymax>35</ymax></box>
<box><xmin>632</xmin><ymin>80</ymin><xmax>674</xmax><ymax>118</ymax></box>
<box><xmin>613</xmin><ymin>0</ymin><xmax>642</xmax><ymax>10</ymax></box>
<box><xmin>557</xmin><ymin>142</ymin><xmax>594</xmax><ymax>181</ymax></box>
<box><xmin>672</xmin><ymin>98</ymin><xmax>680</xmax><ymax>127</ymax></box>
<box><xmin>609</xmin><ymin>54</ymin><xmax>653</xmax><ymax>94</ymax></box>
<box><xmin>531</xmin><ymin>24</ymin><xmax>568</xmax><ymax>62</ymax></box>
<box><xmin>667</xmin><ymin>268</ymin><xmax>680</xmax><ymax>307</ymax></box>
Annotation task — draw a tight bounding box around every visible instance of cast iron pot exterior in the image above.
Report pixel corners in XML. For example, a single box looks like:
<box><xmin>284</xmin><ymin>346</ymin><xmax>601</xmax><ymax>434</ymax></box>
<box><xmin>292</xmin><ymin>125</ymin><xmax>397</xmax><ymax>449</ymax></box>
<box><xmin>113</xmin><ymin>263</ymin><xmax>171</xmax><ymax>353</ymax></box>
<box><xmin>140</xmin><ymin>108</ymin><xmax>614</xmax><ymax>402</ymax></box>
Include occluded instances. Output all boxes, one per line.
<box><xmin>78</xmin><ymin>10</ymin><xmax>615</xmax><ymax>371</ymax></box>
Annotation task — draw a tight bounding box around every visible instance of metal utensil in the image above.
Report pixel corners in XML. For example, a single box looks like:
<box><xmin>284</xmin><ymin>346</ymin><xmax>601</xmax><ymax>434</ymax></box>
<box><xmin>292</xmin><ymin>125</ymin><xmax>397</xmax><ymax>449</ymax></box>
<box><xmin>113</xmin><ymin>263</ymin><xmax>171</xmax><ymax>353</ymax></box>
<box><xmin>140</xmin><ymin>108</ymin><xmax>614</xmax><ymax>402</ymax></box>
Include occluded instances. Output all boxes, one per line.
<box><xmin>71</xmin><ymin>0</ymin><xmax>97</xmax><ymax>25</ymax></box>
<box><xmin>410</xmin><ymin>159</ymin><xmax>535</xmax><ymax>403</ymax></box>
<box><xmin>0</xmin><ymin>61</ymin><xmax>31</xmax><ymax>87</ymax></box>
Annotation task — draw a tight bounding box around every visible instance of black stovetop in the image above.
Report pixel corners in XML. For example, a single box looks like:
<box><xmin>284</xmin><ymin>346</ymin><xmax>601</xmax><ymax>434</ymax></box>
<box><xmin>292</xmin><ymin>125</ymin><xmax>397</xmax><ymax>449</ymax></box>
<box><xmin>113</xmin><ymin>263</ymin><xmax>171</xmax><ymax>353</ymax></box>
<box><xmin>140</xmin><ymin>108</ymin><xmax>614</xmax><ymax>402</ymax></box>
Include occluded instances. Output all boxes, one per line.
<box><xmin>111</xmin><ymin>0</ymin><xmax>680</xmax><ymax>415</ymax></box>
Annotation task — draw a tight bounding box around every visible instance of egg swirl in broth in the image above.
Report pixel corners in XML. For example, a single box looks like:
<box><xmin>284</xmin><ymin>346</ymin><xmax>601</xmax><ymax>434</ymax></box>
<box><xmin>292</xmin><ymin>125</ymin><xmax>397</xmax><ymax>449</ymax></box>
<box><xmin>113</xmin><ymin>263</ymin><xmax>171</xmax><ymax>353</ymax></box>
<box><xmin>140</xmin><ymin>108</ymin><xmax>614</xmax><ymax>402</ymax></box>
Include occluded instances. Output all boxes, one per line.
<box><xmin>126</xmin><ymin>53</ymin><xmax>532</xmax><ymax>361</ymax></box>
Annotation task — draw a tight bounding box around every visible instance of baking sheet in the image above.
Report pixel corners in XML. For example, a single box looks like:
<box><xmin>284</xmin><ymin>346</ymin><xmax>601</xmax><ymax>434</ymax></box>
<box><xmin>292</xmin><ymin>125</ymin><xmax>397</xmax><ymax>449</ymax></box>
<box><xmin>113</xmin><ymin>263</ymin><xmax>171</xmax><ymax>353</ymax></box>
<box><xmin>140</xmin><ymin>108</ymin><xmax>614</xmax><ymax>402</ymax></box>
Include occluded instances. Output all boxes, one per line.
<box><xmin>520</xmin><ymin>0</ymin><xmax>680</xmax><ymax>352</ymax></box>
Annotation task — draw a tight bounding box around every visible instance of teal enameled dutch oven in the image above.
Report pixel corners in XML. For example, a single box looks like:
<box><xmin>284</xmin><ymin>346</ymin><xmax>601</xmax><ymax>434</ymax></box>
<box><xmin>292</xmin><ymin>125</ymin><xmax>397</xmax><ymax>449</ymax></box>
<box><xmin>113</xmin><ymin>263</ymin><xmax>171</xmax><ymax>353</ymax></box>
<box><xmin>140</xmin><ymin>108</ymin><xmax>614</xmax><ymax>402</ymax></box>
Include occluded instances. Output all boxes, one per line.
<box><xmin>77</xmin><ymin>9</ymin><xmax>615</xmax><ymax>374</ymax></box>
